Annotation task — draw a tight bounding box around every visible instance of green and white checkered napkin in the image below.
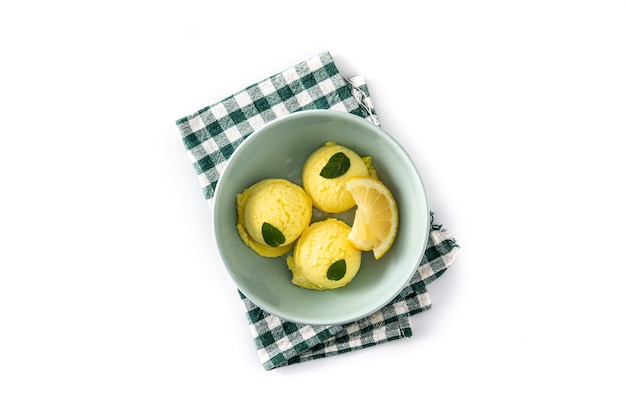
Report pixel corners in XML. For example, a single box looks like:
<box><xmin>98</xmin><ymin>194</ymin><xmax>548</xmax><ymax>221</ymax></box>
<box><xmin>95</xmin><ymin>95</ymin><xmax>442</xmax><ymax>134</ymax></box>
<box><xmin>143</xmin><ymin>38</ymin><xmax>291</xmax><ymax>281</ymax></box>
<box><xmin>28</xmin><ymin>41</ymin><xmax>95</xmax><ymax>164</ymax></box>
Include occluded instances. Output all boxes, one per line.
<box><xmin>176</xmin><ymin>51</ymin><xmax>460</xmax><ymax>370</ymax></box>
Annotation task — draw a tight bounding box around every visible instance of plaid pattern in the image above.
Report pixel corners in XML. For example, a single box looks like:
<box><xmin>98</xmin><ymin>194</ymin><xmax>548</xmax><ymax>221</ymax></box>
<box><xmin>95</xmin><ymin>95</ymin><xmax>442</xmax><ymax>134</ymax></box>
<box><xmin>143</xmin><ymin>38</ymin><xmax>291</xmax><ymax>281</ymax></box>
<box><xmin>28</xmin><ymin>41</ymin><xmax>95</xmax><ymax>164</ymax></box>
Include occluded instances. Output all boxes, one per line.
<box><xmin>175</xmin><ymin>51</ymin><xmax>459</xmax><ymax>370</ymax></box>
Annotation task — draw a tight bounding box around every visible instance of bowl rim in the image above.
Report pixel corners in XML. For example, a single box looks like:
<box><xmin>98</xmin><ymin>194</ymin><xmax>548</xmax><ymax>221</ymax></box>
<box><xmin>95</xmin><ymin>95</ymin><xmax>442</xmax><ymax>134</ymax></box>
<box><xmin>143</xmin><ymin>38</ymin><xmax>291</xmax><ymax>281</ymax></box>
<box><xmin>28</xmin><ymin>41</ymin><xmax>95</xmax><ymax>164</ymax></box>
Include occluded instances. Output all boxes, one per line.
<box><xmin>212</xmin><ymin>109</ymin><xmax>430</xmax><ymax>325</ymax></box>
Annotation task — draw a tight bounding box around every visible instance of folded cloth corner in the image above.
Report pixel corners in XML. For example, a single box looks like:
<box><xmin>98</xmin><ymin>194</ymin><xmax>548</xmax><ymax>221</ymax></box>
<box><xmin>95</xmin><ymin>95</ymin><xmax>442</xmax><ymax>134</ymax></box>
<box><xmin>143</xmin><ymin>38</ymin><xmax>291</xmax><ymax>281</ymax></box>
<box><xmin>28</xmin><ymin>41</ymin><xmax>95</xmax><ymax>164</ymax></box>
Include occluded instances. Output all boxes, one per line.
<box><xmin>175</xmin><ymin>50</ymin><xmax>459</xmax><ymax>370</ymax></box>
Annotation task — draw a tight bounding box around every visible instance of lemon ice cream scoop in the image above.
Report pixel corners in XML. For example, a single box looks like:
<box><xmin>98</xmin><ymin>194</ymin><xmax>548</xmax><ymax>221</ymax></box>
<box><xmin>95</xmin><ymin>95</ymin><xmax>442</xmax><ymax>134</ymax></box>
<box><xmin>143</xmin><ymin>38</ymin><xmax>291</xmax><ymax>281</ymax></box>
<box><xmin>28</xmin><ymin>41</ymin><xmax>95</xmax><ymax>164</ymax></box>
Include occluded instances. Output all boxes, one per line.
<box><xmin>287</xmin><ymin>218</ymin><xmax>362</xmax><ymax>290</ymax></box>
<box><xmin>236</xmin><ymin>178</ymin><xmax>312</xmax><ymax>257</ymax></box>
<box><xmin>302</xmin><ymin>142</ymin><xmax>371</xmax><ymax>213</ymax></box>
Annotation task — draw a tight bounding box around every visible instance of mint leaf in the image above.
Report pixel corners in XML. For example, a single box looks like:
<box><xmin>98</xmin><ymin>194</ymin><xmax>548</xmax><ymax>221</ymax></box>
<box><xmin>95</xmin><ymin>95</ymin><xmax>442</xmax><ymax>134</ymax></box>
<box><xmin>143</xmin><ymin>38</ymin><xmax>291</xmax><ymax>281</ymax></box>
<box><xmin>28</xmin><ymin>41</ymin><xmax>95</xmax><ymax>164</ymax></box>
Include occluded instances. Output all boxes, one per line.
<box><xmin>319</xmin><ymin>152</ymin><xmax>350</xmax><ymax>179</ymax></box>
<box><xmin>262</xmin><ymin>222</ymin><xmax>285</xmax><ymax>247</ymax></box>
<box><xmin>327</xmin><ymin>259</ymin><xmax>347</xmax><ymax>281</ymax></box>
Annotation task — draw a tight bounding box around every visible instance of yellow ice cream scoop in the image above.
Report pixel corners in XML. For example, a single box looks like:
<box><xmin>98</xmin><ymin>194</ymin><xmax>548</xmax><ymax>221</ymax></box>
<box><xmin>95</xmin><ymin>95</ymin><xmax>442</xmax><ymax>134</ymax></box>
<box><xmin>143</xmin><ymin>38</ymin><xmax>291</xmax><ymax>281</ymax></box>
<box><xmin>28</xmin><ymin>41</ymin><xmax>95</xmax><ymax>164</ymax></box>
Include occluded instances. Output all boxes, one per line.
<box><xmin>302</xmin><ymin>142</ymin><xmax>371</xmax><ymax>213</ymax></box>
<box><xmin>236</xmin><ymin>178</ymin><xmax>312</xmax><ymax>257</ymax></box>
<box><xmin>287</xmin><ymin>218</ymin><xmax>362</xmax><ymax>290</ymax></box>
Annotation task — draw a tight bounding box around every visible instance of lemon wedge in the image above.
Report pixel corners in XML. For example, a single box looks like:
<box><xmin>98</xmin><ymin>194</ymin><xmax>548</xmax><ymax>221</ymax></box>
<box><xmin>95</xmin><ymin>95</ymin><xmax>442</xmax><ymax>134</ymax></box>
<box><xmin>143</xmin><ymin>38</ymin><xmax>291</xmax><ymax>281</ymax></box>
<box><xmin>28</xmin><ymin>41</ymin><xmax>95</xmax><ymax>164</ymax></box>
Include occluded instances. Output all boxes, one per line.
<box><xmin>346</xmin><ymin>177</ymin><xmax>399</xmax><ymax>260</ymax></box>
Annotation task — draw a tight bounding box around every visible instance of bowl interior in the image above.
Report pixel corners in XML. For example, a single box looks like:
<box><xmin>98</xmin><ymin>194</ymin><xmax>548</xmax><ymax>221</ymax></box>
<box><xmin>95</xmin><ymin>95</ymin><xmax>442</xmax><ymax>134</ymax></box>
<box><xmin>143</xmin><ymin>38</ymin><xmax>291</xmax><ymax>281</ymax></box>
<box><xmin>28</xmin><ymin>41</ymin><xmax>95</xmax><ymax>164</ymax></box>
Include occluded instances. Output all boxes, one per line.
<box><xmin>213</xmin><ymin>110</ymin><xmax>429</xmax><ymax>325</ymax></box>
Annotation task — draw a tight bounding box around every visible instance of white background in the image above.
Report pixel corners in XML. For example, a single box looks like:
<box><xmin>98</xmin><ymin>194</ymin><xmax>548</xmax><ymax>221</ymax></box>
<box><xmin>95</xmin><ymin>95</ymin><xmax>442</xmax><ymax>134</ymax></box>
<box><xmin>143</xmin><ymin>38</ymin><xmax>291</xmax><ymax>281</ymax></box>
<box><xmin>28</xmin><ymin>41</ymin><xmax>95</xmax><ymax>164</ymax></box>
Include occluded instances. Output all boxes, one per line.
<box><xmin>1</xmin><ymin>0</ymin><xmax>625</xmax><ymax>415</ymax></box>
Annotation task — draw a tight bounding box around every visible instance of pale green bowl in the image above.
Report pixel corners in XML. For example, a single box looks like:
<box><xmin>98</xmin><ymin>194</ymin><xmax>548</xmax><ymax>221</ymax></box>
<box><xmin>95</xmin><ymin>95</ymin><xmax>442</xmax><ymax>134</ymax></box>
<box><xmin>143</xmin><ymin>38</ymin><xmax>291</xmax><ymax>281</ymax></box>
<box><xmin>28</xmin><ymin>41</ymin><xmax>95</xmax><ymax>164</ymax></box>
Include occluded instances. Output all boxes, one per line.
<box><xmin>213</xmin><ymin>110</ymin><xmax>429</xmax><ymax>325</ymax></box>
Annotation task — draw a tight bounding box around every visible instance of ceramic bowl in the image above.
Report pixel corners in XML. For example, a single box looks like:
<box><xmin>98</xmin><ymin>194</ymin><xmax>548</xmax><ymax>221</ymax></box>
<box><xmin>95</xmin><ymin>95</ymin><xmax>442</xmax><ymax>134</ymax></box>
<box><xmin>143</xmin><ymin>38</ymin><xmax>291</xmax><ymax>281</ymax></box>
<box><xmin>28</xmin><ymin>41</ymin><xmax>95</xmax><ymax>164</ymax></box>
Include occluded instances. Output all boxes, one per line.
<box><xmin>213</xmin><ymin>110</ymin><xmax>429</xmax><ymax>325</ymax></box>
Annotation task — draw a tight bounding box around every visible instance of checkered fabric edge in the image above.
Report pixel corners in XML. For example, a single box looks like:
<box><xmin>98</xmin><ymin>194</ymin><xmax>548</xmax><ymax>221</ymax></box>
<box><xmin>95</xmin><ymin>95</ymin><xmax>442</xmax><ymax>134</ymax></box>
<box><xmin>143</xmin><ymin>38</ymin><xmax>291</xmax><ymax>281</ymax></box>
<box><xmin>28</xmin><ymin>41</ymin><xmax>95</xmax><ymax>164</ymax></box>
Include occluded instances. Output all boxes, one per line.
<box><xmin>176</xmin><ymin>50</ymin><xmax>376</xmax><ymax>203</ymax></box>
<box><xmin>244</xmin><ymin>216</ymin><xmax>459</xmax><ymax>370</ymax></box>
